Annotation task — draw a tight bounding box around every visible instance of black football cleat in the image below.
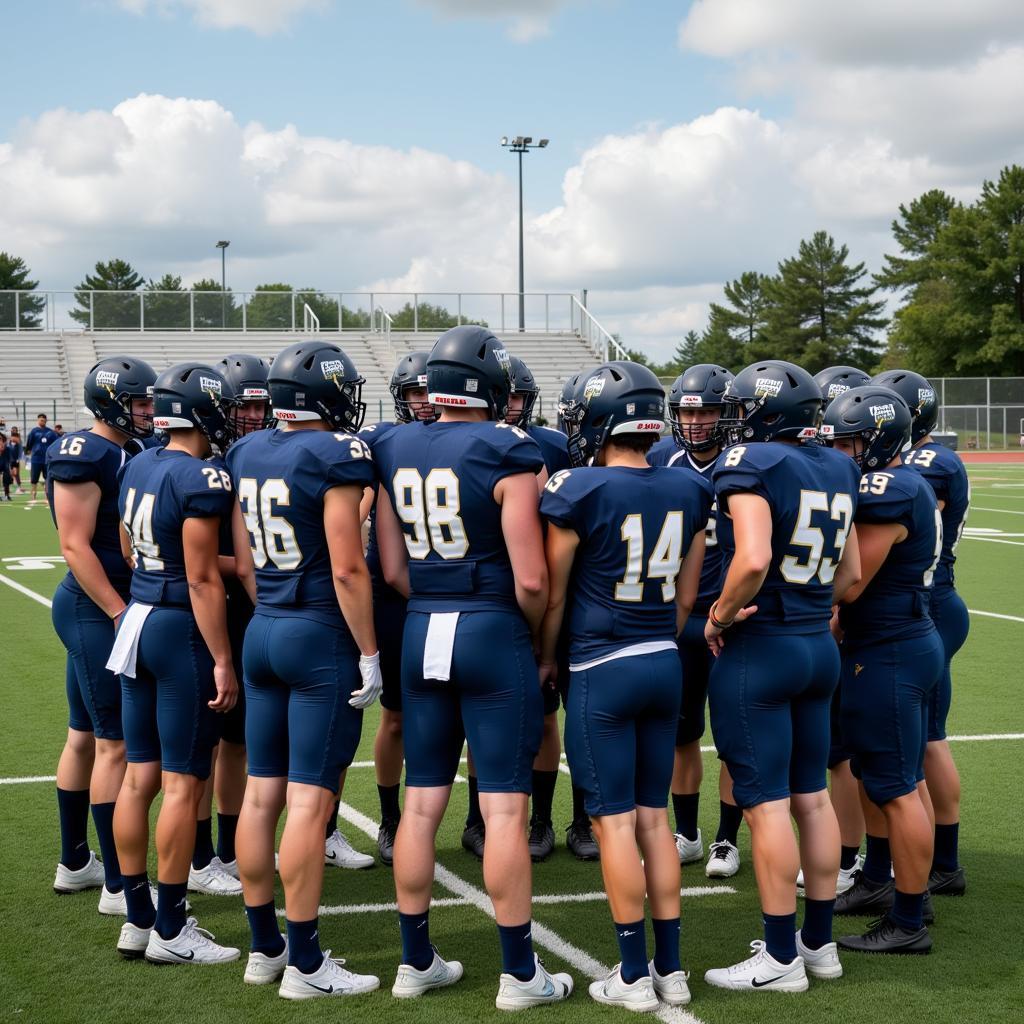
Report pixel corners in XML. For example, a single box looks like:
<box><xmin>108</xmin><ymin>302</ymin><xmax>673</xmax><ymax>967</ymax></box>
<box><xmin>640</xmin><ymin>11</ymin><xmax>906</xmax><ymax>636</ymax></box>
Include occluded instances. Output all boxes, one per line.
<box><xmin>377</xmin><ymin>817</ymin><xmax>399</xmax><ymax>867</ymax></box>
<box><xmin>922</xmin><ymin>891</ymin><xmax>935</xmax><ymax>926</ymax></box>
<box><xmin>566</xmin><ymin>819</ymin><xmax>600</xmax><ymax>861</ymax></box>
<box><xmin>928</xmin><ymin>866</ymin><xmax>966</xmax><ymax>896</ymax></box>
<box><xmin>834</xmin><ymin>872</ymin><xmax>895</xmax><ymax>916</ymax></box>
<box><xmin>461</xmin><ymin>822</ymin><xmax>485</xmax><ymax>860</ymax></box>
<box><xmin>528</xmin><ymin>818</ymin><xmax>555</xmax><ymax>862</ymax></box>
<box><xmin>838</xmin><ymin>915</ymin><xmax>932</xmax><ymax>955</ymax></box>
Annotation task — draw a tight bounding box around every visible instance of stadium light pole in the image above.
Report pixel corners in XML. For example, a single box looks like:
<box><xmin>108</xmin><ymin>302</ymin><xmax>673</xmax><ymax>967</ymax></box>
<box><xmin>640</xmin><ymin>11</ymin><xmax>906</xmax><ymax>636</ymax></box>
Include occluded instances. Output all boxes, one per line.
<box><xmin>216</xmin><ymin>240</ymin><xmax>230</xmax><ymax>329</ymax></box>
<box><xmin>501</xmin><ymin>136</ymin><xmax>548</xmax><ymax>332</ymax></box>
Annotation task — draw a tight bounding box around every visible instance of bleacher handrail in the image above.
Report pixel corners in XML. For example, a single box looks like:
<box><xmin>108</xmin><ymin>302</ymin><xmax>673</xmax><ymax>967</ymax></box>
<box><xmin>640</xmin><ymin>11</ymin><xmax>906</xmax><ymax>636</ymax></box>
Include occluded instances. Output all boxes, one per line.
<box><xmin>570</xmin><ymin>295</ymin><xmax>628</xmax><ymax>362</ymax></box>
<box><xmin>302</xmin><ymin>303</ymin><xmax>320</xmax><ymax>332</ymax></box>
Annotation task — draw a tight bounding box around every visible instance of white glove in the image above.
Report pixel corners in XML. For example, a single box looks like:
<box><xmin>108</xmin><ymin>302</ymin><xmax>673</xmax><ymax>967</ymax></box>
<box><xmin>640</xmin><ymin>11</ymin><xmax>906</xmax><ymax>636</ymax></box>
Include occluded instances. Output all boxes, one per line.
<box><xmin>350</xmin><ymin>652</ymin><xmax>383</xmax><ymax>708</ymax></box>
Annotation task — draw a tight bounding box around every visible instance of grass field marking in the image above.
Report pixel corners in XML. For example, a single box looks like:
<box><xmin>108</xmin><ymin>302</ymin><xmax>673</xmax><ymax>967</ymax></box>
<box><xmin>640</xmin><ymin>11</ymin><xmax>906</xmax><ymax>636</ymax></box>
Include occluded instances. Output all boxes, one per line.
<box><xmin>0</xmin><ymin>572</ymin><xmax>54</xmax><ymax>610</ymax></box>
<box><xmin>961</xmin><ymin>536</ymin><xmax>1024</xmax><ymax>547</ymax></box>
<box><xmin>335</xmin><ymin>798</ymin><xmax>706</xmax><ymax>1024</ymax></box>
<box><xmin>968</xmin><ymin>609</ymin><xmax>1024</xmax><ymax>624</ymax></box>
<box><xmin>947</xmin><ymin>733</ymin><xmax>1024</xmax><ymax>742</ymax></box>
<box><xmin>0</xmin><ymin>774</ymin><xmax>58</xmax><ymax>785</ymax></box>
<box><xmin>971</xmin><ymin>506</ymin><xmax>1024</xmax><ymax>516</ymax></box>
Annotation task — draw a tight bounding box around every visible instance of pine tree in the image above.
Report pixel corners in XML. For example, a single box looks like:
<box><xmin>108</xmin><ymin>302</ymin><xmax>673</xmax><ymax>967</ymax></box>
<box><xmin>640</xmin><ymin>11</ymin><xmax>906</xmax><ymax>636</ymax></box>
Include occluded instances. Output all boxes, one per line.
<box><xmin>699</xmin><ymin>271</ymin><xmax>772</xmax><ymax>370</ymax></box>
<box><xmin>71</xmin><ymin>258</ymin><xmax>145</xmax><ymax>328</ymax></box>
<box><xmin>0</xmin><ymin>252</ymin><xmax>45</xmax><ymax>328</ymax></box>
<box><xmin>875</xmin><ymin>190</ymin><xmax>958</xmax><ymax>292</ymax></box>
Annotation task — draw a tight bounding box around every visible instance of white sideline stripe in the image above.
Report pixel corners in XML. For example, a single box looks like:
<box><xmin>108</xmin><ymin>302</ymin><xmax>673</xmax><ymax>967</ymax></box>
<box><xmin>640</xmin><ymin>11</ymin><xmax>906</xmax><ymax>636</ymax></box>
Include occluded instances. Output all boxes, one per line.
<box><xmin>972</xmin><ymin>506</ymin><xmax>1024</xmax><ymax>516</ymax></box>
<box><xmin>947</xmin><ymin>733</ymin><xmax>1024</xmax><ymax>742</ymax></box>
<box><xmin>0</xmin><ymin>573</ymin><xmax>54</xmax><ymax>609</ymax></box>
<box><xmin>0</xmin><ymin>774</ymin><xmax>58</xmax><ymax>785</ymax></box>
<box><xmin>968</xmin><ymin>609</ymin><xmax>1024</xmax><ymax>624</ymax></box>
<box><xmin>961</xmin><ymin>536</ymin><xmax>1024</xmax><ymax>547</ymax></box>
<box><xmin>334</xmin><ymin>799</ymin><xmax>705</xmax><ymax>1024</ymax></box>
<box><xmin>305</xmin><ymin>885</ymin><xmax>737</xmax><ymax>918</ymax></box>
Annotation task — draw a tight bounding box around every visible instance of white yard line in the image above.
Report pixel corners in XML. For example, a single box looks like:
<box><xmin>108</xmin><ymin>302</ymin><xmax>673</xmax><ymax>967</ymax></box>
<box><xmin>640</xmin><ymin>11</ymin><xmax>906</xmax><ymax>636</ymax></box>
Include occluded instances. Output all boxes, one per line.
<box><xmin>0</xmin><ymin>572</ymin><xmax>54</xmax><ymax>609</ymax></box>
<box><xmin>971</xmin><ymin>506</ymin><xmax>1024</xmax><ymax>516</ymax></box>
<box><xmin>961</xmin><ymin>536</ymin><xmax>1024</xmax><ymax>547</ymax></box>
<box><xmin>968</xmin><ymin>609</ymin><xmax>1024</xmax><ymax>624</ymax></box>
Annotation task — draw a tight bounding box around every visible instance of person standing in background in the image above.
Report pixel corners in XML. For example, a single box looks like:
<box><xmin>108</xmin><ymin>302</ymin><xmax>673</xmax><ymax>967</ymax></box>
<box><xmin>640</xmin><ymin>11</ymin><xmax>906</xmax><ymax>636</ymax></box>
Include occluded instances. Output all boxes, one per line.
<box><xmin>26</xmin><ymin>413</ymin><xmax>58</xmax><ymax>500</ymax></box>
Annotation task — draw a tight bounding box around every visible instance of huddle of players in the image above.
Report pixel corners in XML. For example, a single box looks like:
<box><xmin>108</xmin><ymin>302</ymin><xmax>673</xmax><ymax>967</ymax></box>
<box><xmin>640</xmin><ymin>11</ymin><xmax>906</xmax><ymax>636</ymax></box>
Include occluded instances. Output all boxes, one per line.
<box><xmin>44</xmin><ymin>326</ymin><xmax>969</xmax><ymax>1010</ymax></box>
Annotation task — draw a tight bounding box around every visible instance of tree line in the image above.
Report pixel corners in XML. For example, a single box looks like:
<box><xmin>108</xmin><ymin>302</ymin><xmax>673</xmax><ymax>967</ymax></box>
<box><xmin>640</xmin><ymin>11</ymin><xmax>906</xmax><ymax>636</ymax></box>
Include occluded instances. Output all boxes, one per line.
<box><xmin>2</xmin><ymin>164</ymin><xmax>1023</xmax><ymax>375</ymax></box>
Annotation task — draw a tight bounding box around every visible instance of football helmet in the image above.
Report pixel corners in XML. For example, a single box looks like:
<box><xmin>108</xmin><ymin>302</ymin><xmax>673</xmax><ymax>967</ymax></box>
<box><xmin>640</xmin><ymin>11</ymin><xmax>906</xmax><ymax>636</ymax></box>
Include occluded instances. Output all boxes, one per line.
<box><xmin>152</xmin><ymin>363</ymin><xmax>237</xmax><ymax>450</ymax></box>
<box><xmin>426</xmin><ymin>325</ymin><xmax>512</xmax><ymax>420</ymax></box>
<box><xmin>564</xmin><ymin>361</ymin><xmax>665</xmax><ymax>468</ymax></box>
<box><xmin>389</xmin><ymin>351</ymin><xmax>435</xmax><ymax>423</ymax></box>
<box><xmin>84</xmin><ymin>356</ymin><xmax>157</xmax><ymax>438</ymax></box>
<box><xmin>268</xmin><ymin>341</ymin><xmax>366</xmax><ymax>432</ymax></box>
<box><xmin>821</xmin><ymin>385</ymin><xmax>912</xmax><ymax>469</ymax></box>
<box><xmin>557</xmin><ymin>372</ymin><xmax>586</xmax><ymax>433</ymax></box>
<box><xmin>508</xmin><ymin>356</ymin><xmax>539</xmax><ymax>428</ymax></box>
<box><xmin>813</xmin><ymin>365</ymin><xmax>872</xmax><ymax>409</ymax></box>
<box><xmin>720</xmin><ymin>360</ymin><xmax>823</xmax><ymax>445</ymax></box>
<box><xmin>667</xmin><ymin>363</ymin><xmax>734</xmax><ymax>452</ymax></box>
<box><xmin>217</xmin><ymin>353</ymin><xmax>272</xmax><ymax>437</ymax></box>
<box><xmin>871</xmin><ymin>369</ymin><xmax>938</xmax><ymax>443</ymax></box>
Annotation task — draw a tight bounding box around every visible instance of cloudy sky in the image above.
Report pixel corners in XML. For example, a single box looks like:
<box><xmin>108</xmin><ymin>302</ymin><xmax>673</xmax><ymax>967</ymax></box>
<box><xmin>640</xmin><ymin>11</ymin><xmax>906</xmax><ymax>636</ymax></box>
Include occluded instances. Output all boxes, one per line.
<box><xmin>2</xmin><ymin>0</ymin><xmax>1023</xmax><ymax>358</ymax></box>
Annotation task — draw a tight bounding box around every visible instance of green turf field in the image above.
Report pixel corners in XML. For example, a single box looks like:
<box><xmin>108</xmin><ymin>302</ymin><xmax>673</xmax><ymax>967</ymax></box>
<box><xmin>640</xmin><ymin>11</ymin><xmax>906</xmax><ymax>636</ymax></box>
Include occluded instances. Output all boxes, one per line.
<box><xmin>1</xmin><ymin>464</ymin><xmax>1022</xmax><ymax>1024</ymax></box>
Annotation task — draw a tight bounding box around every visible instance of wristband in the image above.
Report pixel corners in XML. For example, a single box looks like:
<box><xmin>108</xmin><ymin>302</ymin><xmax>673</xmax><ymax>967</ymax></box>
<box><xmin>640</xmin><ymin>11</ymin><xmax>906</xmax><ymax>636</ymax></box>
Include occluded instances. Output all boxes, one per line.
<box><xmin>709</xmin><ymin>602</ymin><xmax>734</xmax><ymax>630</ymax></box>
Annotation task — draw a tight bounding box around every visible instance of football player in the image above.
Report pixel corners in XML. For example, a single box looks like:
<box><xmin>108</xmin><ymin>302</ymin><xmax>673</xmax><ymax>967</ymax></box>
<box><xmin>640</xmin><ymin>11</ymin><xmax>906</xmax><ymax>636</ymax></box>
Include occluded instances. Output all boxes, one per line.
<box><xmin>873</xmin><ymin>369</ymin><xmax>970</xmax><ymax>897</ymax></box>
<box><xmin>359</xmin><ymin>351</ymin><xmax>436</xmax><ymax>865</ymax></box>
<box><xmin>47</xmin><ymin>357</ymin><xmax>156</xmax><ymax>912</ymax></box>
<box><xmin>823</xmin><ymin>386</ymin><xmax>944</xmax><ymax>953</ymax></box>
<box><xmin>648</xmin><ymin>363</ymin><xmax>746</xmax><ymax>879</ymax></box>
<box><xmin>812</xmin><ymin>367</ymin><xmax>871</xmax><ymax>410</ymax></box>
<box><xmin>111</xmin><ymin>363</ymin><xmax>240</xmax><ymax>965</ymax></box>
<box><xmin>373</xmin><ymin>326</ymin><xmax>573</xmax><ymax>1008</ymax></box>
<box><xmin>540</xmin><ymin>361</ymin><xmax>710</xmax><ymax>1010</ymax></box>
<box><xmin>702</xmin><ymin>361</ymin><xmax>861</xmax><ymax>993</ymax></box>
<box><xmin>26</xmin><ymin>412</ymin><xmax>58</xmax><ymax>499</ymax></box>
<box><xmin>226</xmin><ymin>341</ymin><xmax>382</xmax><ymax>998</ymax></box>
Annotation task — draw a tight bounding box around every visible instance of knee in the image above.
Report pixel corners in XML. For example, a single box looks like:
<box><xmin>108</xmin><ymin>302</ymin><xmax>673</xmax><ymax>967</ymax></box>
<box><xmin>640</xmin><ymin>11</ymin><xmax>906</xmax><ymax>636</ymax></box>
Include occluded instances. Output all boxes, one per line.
<box><xmin>66</xmin><ymin>729</ymin><xmax>95</xmax><ymax>758</ymax></box>
<box><xmin>381</xmin><ymin>710</ymin><xmax>403</xmax><ymax>740</ymax></box>
<box><xmin>95</xmin><ymin>739</ymin><xmax>126</xmax><ymax>764</ymax></box>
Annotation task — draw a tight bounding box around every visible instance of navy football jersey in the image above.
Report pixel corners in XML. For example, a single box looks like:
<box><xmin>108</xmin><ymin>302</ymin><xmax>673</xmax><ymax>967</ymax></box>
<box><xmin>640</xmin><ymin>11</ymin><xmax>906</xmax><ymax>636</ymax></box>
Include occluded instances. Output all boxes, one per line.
<box><xmin>358</xmin><ymin>420</ymin><xmax>402</xmax><ymax>593</ymax></box>
<box><xmin>646</xmin><ymin>435</ymin><xmax>678</xmax><ymax>468</ymax></box>
<box><xmin>839</xmin><ymin>466</ymin><xmax>941</xmax><ymax>645</ymax></box>
<box><xmin>46</xmin><ymin>431</ymin><xmax>134</xmax><ymax>600</ymax></box>
<box><xmin>225</xmin><ymin>428</ymin><xmax>375</xmax><ymax>625</ymax></box>
<box><xmin>713</xmin><ymin>442</ymin><xmax>860</xmax><ymax>634</ymax></box>
<box><xmin>27</xmin><ymin>425</ymin><xmax>58</xmax><ymax>463</ymax></box>
<box><xmin>526</xmin><ymin>424</ymin><xmax>570</xmax><ymax>476</ymax></box>
<box><xmin>118</xmin><ymin>447</ymin><xmax>234</xmax><ymax>606</ymax></box>
<box><xmin>902</xmin><ymin>443</ymin><xmax>969</xmax><ymax>590</ymax></box>
<box><xmin>373</xmin><ymin>420</ymin><xmax>544</xmax><ymax>613</ymax></box>
<box><xmin>540</xmin><ymin>465</ymin><xmax>713</xmax><ymax>661</ymax></box>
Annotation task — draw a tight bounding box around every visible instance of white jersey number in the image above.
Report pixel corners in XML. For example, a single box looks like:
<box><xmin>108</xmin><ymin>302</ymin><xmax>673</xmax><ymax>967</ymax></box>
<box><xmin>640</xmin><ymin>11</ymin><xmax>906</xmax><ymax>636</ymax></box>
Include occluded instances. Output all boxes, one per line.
<box><xmin>238</xmin><ymin>477</ymin><xmax>302</xmax><ymax>571</ymax></box>
<box><xmin>780</xmin><ymin>490</ymin><xmax>854</xmax><ymax>585</ymax></box>
<box><xmin>122</xmin><ymin>488</ymin><xmax>164</xmax><ymax>571</ymax></box>
<box><xmin>615</xmin><ymin>512</ymin><xmax>684</xmax><ymax>603</ymax></box>
<box><xmin>392</xmin><ymin>468</ymin><xmax>469</xmax><ymax>560</ymax></box>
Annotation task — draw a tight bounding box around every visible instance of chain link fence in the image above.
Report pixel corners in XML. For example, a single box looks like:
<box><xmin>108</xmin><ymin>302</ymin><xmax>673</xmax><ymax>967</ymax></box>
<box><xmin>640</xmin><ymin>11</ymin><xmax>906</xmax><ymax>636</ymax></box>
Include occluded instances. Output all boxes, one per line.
<box><xmin>932</xmin><ymin>378</ymin><xmax>1024</xmax><ymax>450</ymax></box>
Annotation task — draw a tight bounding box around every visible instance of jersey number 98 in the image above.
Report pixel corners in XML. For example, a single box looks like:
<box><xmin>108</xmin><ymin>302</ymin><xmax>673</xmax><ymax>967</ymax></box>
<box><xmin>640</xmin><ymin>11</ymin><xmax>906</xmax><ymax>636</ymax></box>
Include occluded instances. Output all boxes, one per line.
<box><xmin>392</xmin><ymin>468</ymin><xmax>469</xmax><ymax>560</ymax></box>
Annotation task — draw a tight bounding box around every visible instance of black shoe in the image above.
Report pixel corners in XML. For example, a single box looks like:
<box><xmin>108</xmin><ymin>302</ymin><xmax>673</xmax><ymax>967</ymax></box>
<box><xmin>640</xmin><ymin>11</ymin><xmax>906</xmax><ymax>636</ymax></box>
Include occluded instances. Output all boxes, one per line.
<box><xmin>834</xmin><ymin>871</ymin><xmax>895</xmax><ymax>916</ymax></box>
<box><xmin>922</xmin><ymin>891</ymin><xmax>935</xmax><ymax>926</ymax></box>
<box><xmin>928</xmin><ymin>865</ymin><xmax>966</xmax><ymax>896</ymax></box>
<box><xmin>566</xmin><ymin>819</ymin><xmax>600</xmax><ymax>861</ymax></box>
<box><xmin>461</xmin><ymin>822</ymin><xmax>485</xmax><ymax>860</ymax></box>
<box><xmin>377</xmin><ymin>816</ymin><xmax>398</xmax><ymax>867</ymax></box>
<box><xmin>528</xmin><ymin>818</ymin><xmax>555</xmax><ymax>862</ymax></box>
<box><xmin>838</xmin><ymin>914</ymin><xmax>932</xmax><ymax>955</ymax></box>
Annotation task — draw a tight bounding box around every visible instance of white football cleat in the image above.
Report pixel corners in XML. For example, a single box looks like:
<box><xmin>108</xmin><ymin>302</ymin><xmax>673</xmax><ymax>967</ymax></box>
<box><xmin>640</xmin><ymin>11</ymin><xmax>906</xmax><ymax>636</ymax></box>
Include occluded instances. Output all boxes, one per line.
<box><xmin>279</xmin><ymin>952</ymin><xmax>380</xmax><ymax>1000</ymax></box>
<box><xmin>649</xmin><ymin>961</ymin><xmax>692</xmax><ymax>1006</ymax></box>
<box><xmin>98</xmin><ymin>882</ymin><xmax>166</xmax><ymax>917</ymax></box>
<box><xmin>495</xmin><ymin>954</ymin><xmax>573</xmax><ymax>1011</ymax></box>
<box><xmin>53</xmin><ymin>851</ymin><xmax>105</xmax><ymax>893</ymax></box>
<box><xmin>674</xmin><ymin>829</ymin><xmax>704</xmax><ymax>865</ymax></box>
<box><xmin>144</xmin><ymin>917</ymin><xmax>241</xmax><ymax>965</ymax></box>
<box><xmin>797</xmin><ymin>853</ymin><xmax>863</xmax><ymax>895</ymax></box>
<box><xmin>324</xmin><ymin>830</ymin><xmax>374</xmax><ymax>870</ymax></box>
<box><xmin>245</xmin><ymin>942</ymin><xmax>289</xmax><ymax>985</ymax></box>
<box><xmin>392</xmin><ymin>948</ymin><xmax>465</xmax><ymax>998</ymax></box>
<box><xmin>796</xmin><ymin>931</ymin><xmax>842</xmax><ymax>979</ymax></box>
<box><xmin>705</xmin><ymin>840</ymin><xmax>740</xmax><ymax>878</ymax></box>
<box><xmin>188</xmin><ymin>857</ymin><xmax>244</xmax><ymax>896</ymax></box>
<box><xmin>117</xmin><ymin>922</ymin><xmax>152</xmax><ymax>960</ymax></box>
<box><xmin>218</xmin><ymin>858</ymin><xmax>240</xmax><ymax>880</ymax></box>
<box><xmin>588</xmin><ymin>964</ymin><xmax>659</xmax><ymax>1013</ymax></box>
<box><xmin>704</xmin><ymin>941</ymin><xmax>808</xmax><ymax>993</ymax></box>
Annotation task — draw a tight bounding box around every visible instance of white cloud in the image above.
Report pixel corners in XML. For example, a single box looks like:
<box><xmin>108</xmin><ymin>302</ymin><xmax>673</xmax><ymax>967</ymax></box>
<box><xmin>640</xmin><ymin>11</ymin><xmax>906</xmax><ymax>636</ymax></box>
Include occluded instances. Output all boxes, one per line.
<box><xmin>118</xmin><ymin>0</ymin><xmax>327</xmax><ymax>35</ymax></box>
<box><xmin>415</xmin><ymin>0</ymin><xmax>578</xmax><ymax>42</ymax></box>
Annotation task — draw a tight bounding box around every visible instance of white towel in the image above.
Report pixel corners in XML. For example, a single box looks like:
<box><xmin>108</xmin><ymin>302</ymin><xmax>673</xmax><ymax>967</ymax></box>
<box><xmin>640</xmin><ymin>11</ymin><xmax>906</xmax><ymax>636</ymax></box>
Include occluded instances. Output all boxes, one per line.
<box><xmin>105</xmin><ymin>602</ymin><xmax>154</xmax><ymax>678</ymax></box>
<box><xmin>423</xmin><ymin>612</ymin><xmax>460</xmax><ymax>681</ymax></box>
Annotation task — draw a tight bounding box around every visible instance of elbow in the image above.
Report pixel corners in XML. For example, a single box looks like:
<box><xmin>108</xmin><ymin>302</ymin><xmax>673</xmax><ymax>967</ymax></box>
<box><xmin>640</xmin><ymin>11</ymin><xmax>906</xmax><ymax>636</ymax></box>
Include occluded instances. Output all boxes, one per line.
<box><xmin>740</xmin><ymin>552</ymin><xmax>771</xmax><ymax>577</ymax></box>
<box><xmin>382</xmin><ymin>564</ymin><xmax>402</xmax><ymax>590</ymax></box>
<box><xmin>186</xmin><ymin>573</ymin><xmax>220</xmax><ymax>593</ymax></box>
<box><xmin>518</xmin><ymin>570</ymin><xmax>548</xmax><ymax>599</ymax></box>
<box><xmin>236</xmin><ymin>562</ymin><xmax>255</xmax><ymax>588</ymax></box>
<box><xmin>334</xmin><ymin>563</ymin><xmax>367</xmax><ymax>589</ymax></box>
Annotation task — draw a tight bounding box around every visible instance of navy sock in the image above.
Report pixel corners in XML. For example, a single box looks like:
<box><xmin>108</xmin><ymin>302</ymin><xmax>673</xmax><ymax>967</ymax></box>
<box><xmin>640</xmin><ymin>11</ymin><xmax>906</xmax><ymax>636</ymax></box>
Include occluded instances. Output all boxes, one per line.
<box><xmin>651</xmin><ymin>917</ymin><xmax>680</xmax><ymax>976</ymax></box>
<box><xmin>933</xmin><ymin>823</ymin><xmax>959</xmax><ymax>872</ymax></box>
<box><xmin>862</xmin><ymin>834</ymin><xmax>892</xmax><ymax>884</ymax></box>
<box><xmin>531</xmin><ymin>770</ymin><xmax>558</xmax><ymax>825</ymax></box>
<box><xmin>216</xmin><ymin>813</ymin><xmax>239</xmax><ymax>864</ymax></box>
<box><xmin>57</xmin><ymin>787</ymin><xmax>91</xmax><ymax>870</ymax></box>
<box><xmin>763</xmin><ymin>912</ymin><xmax>797</xmax><ymax>964</ymax></box>
<box><xmin>192</xmin><ymin>817</ymin><xmax>215</xmax><ymax>870</ymax></box>
<box><xmin>466</xmin><ymin>776</ymin><xmax>483</xmax><ymax>828</ymax></box>
<box><xmin>90</xmin><ymin>802</ymin><xmax>122</xmax><ymax>891</ymax></box>
<box><xmin>378</xmin><ymin>783</ymin><xmax>401</xmax><ymax>822</ymax></box>
<box><xmin>154</xmin><ymin>881</ymin><xmax>189</xmax><ymax>940</ymax></box>
<box><xmin>325</xmin><ymin>801</ymin><xmax>340</xmax><ymax>841</ymax></box>
<box><xmin>615</xmin><ymin>920</ymin><xmax>649</xmax><ymax>984</ymax></box>
<box><xmin>123</xmin><ymin>872</ymin><xmax>156</xmax><ymax>929</ymax></box>
<box><xmin>800</xmin><ymin>897</ymin><xmax>834</xmax><ymax>950</ymax></box>
<box><xmin>399</xmin><ymin>910</ymin><xmax>433</xmax><ymax>970</ymax></box>
<box><xmin>571</xmin><ymin>785</ymin><xmax>587</xmax><ymax>823</ymax></box>
<box><xmin>890</xmin><ymin>890</ymin><xmax>924</xmax><ymax>931</ymax></box>
<box><xmin>286</xmin><ymin>917</ymin><xmax>324</xmax><ymax>974</ymax></box>
<box><xmin>840</xmin><ymin>844</ymin><xmax>860</xmax><ymax>871</ymax></box>
<box><xmin>672</xmin><ymin>793</ymin><xmax>700</xmax><ymax>842</ymax></box>
<box><xmin>245</xmin><ymin>901</ymin><xmax>285</xmax><ymax>956</ymax></box>
<box><xmin>497</xmin><ymin>921</ymin><xmax>535</xmax><ymax>981</ymax></box>
<box><xmin>715</xmin><ymin>801</ymin><xmax>743</xmax><ymax>845</ymax></box>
